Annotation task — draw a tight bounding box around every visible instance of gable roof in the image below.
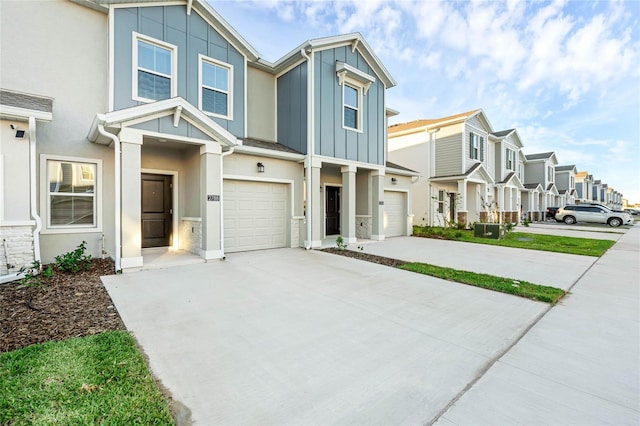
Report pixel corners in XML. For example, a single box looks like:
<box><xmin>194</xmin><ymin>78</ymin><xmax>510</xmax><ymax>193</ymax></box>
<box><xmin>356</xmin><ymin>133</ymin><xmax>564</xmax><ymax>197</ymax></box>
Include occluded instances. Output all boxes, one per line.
<box><xmin>497</xmin><ymin>172</ymin><xmax>525</xmax><ymax>190</ymax></box>
<box><xmin>254</xmin><ymin>33</ymin><xmax>395</xmax><ymax>88</ymax></box>
<box><xmin>87</xmin><ymin>97</ymin><xmax>238</xmax><ymax>146</ymax></box>
<box><xmin>389</xmin><ymin>108</ymin><xmax>496</xmax><ymax>135</ymax></box>
<box><xmin>491</xmin><ymin>129</ymin><xmax>515</xmax><ymax>138</ymax></box>
<box><xmin>556</xmin><ymin>165</ymin><xmax>577</xmax><ymax>172</ymax></box>
<box><xmin>525</xmin><ymin>152</ymin><xmax>554</xmax><ymax>161</ymax></box>
<box><xmin>523</xmin><ymin>183</ymin><xmax>543</xmax><ymax>191</ymax></box>
<box><xmin>72</xmin><ymin>0</ymin><xmax>261</xmax><ymax>61</ymax></box>
<box><xmin>386</xmin><ymin>161</ymin><xmax>418</xmax><ymax>174</ymax></box>
<box><xmin>576</xmin><ymin>171</ymin><xmax>588</xmax><ymax>179</ymax></box>
<box><xmin>429</xmin><ymin>161</ymin><xmax>494</xmax><ymax>184</ymax></box>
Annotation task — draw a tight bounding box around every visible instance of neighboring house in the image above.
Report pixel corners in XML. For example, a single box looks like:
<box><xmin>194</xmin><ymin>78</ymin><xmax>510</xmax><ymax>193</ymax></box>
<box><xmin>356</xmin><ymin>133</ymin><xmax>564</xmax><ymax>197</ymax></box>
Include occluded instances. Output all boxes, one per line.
<box><xmin>555</xmin><ymin>165</ymin><xmax>577</xmax><ymax>205</ymax></box>
<box><xmin>524</xmin><ymin>152</ymin><xmax>559</xmax><ymax>215</ymax></box>
<box><xmin>0</xmin><ymin>0</ymin><xmax>414</xmax><ymax>280</ymax></box>
<box><xmin>388</xmin><ymin>109</ymin><xmax>505</xmax><ymax>226</ymax></box>
<box><xmin>489</xmin><ymin>129</ymin><xmax>525</xmax><ymax>223</ymax></box>
<box><xmin>575</xmin><ymin>171</ymin><xmax>593</xmax><ymax>202</ymax></box>
<box><xmin>593</xmin><ymin>180</ymin><xmax>603</xmax><ymax>203</ymax></box>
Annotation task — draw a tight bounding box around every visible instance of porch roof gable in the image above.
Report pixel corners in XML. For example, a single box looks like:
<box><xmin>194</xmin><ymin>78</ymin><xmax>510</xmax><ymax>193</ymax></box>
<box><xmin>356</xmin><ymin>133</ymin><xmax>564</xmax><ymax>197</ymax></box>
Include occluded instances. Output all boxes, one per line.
<box><xmin>87</xmin><ymin>97</ymin><xmax>239</xmax><ymax>147</ymax></box>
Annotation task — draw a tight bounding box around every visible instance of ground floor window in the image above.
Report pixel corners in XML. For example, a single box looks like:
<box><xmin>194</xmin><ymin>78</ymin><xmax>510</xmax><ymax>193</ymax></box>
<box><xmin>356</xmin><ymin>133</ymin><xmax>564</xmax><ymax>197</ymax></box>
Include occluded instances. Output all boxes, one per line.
<box><xmin>437</xmin><ymin>189</ymin><xmax>445</xmax><ymax>214</ymax></box>
<box><xmin>42</xmin><ymin>155</ymin><xmax>101</xmax><ymax>231</ymax></box>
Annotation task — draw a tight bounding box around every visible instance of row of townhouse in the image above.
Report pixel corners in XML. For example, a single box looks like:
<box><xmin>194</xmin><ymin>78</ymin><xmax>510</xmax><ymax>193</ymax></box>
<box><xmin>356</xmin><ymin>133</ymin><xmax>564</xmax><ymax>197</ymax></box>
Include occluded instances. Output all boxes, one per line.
<box><xmin>387</xmin><ymin>109</ymin><xmax>625</xmax><ymax>226</ymax></box>
<box><xmin>0</xmin><ymin>0</ymin><xmax>419</xmax><ymax>280</ymax></box>
<box><xmin>575</xmin><ymin>172</ymin><xmax>624</xmax><ymax>209</ymax></box>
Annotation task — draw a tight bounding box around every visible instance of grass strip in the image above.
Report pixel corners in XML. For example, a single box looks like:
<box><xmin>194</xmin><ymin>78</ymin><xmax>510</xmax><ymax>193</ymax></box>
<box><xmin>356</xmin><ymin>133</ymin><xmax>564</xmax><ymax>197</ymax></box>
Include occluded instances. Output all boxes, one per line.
<box><xmin>413</xmin><ymin>226</ymin><xmax>614</xmax><ymax>257</ymax></box>
<box><xmin>0</xmin><ymin>331</ymin><xmax>174</xmax><ymax>425</ymax></box>
<box><xmin>399</xmin><ymin>262</ymin><xmax>566</xmax><ymax>304</ymax></box>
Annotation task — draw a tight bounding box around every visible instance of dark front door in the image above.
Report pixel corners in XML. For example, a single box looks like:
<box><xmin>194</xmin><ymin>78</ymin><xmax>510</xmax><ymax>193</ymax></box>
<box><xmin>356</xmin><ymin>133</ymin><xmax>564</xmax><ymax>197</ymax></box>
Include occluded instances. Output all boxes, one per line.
<box><xmin>141</xmin><ymin>173</ymin><xmax>173</xmax><ymax>248</ymax></box>
<box><xmin>326</xmin><ymin>186</ymin><xmax>340</xmax><ymax>235</ymax></box>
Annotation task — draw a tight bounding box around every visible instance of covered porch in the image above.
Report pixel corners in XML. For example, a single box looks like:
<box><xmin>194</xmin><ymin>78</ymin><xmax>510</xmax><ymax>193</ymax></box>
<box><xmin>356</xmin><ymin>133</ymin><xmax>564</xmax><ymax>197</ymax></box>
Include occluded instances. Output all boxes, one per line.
<box><xmin>88</xmin><ymin>98</ymin><xmax>237</xmax><ymax>272</ymax></box>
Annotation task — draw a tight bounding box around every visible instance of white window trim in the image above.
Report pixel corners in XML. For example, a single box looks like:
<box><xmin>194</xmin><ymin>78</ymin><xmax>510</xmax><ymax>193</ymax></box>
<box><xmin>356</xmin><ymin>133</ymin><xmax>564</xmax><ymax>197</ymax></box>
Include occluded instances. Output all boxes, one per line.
<box><xmin>132</xmin><ymin>32</ymin><xmax>178</xmax><ymax>103</ymax></box>
<box><xmin>341</xmin><ymin>78</ymin><xmax>363</xmax><ymax>133</ymax></box>
<box><xmin>470</xmin><ymin>132</ymin><xmax>483</xmax><ymax>161</ymax></box>
<box><xmin>198</xmin><ymin>54</ymin><xmax>234</xmax><ymax>120</ymax></box>
<box><xmin>40</xmin><ymin>154</ymin><xmax>103</xmax><ymax>234</ymax></box>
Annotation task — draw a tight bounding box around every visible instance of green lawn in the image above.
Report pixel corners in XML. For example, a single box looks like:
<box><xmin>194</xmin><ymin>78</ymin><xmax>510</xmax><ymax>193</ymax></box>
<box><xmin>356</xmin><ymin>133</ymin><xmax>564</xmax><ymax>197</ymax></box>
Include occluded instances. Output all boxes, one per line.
<box><xmin>413</xmin><ymin>226</ymin><xmax>614</xmax><ymax>257</ymax></box>
<box><xmin>1</xmin><ymin>331</ymin><xmax>174</xmax><ymax>425</ymax></box>
<box><xmin>400</xmin><ymin>262</ymin><xmax>566</xmax><ymax>304</ymax></box>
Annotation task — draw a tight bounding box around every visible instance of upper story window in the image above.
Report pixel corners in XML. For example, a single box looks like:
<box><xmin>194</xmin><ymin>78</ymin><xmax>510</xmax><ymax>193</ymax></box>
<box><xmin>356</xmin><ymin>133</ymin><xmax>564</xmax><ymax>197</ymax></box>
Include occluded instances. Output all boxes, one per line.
<box><xmin>469</xmin><ymin>132</ymin><xmax>484</xmax><ymax>161</ymax></box>
<box><xmin>343</xmin><ymin>84</ymin><xmax>360</xmax><ymax>131</ymax></box>
<box><xmin>336</xmin><ymin>62</ymin><xmax>374</xmax><ymax>133</ymax></box>
<box><xmin>42</xmin><ymin>155</ymin><xmax>102</xmax><ymax>233</ymax></box>
<box><xmin>133</xmin><ymin>33</ymin><xmax>176</xmax><ymax>102</ymax></box>
<box><xmin>506</xmin><ymin>148</ymin><xmax>515</xmax><ymax>171</ymax></box>
<box><xmin>547</xmin><ymin>165</ymin><xmax>554</xmax><ymax>182</ymax></box>
<box><xmin>570</xmin><ymin>176</ymin><xmax>575</xmax><ymax>189</ymax></box>
<box><xmin>199</xmin><ymin>55</ymin><xmax>233</xmax><ymax>119</ymax></box>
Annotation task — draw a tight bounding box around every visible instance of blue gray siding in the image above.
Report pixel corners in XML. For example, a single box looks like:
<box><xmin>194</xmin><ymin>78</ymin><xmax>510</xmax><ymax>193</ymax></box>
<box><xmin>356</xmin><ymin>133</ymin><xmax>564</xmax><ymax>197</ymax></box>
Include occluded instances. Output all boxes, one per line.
<box><xmin>277</xmin><ymin>62</ymin><xmax>308</xmax><ymax>154</ymax></box>
<box><xmin>113</xmin><ymin>6</ymin><xmax>245</xmax><ymax>137</ymax></box>
<box><xmin>576</xmin><ymin>182</ymin><xmax>583</xmax><ymax>198</ymax></box>
<box><xmin>313</xmin><ymin>48</ymin><xmax>385</xmax><ymax>165</ymax></box>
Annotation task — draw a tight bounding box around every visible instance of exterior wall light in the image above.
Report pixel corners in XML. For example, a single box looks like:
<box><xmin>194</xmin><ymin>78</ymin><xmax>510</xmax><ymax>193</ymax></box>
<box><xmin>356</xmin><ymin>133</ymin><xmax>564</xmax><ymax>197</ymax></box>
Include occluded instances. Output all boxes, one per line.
<box><xmin>10</xmin><ymin>124</ymin><xmax>26</xmax><ymax>138</ymax></box>
<box><xmin>391</xmin><ymin>177</ymin><xmax>397</xmax><ymax>185</ymax></box>
<box><xmin>257</xmin><ymin>162</ymin><xmax>265</xmax><ymax>173</ymax></box>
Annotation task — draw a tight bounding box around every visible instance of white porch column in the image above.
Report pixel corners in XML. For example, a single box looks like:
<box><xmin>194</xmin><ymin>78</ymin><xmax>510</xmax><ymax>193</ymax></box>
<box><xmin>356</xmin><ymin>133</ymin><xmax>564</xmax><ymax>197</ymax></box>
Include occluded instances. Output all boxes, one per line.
<box><xmin>200</xmin><ymin>144</ymin><xmax>223</xmax><ymax>260</ymax></box>
<box><xmin>457</xmin><ymin>179</ymin><xmax>468</xmax><ymax>224</ymax></box>
<box><xmin>309</xmin><ymin>158</ymin><xmax>322</xmax><ymax>248</ymax></box>
<box><xmin>497</xmin><ymin>185</ymin><xmax>505</xmax><ymax>223</ymax></box>
<box><xmin>371</xmin><ymin>170</ymin><xmax>384</xmax><ymax>241</ymax></box>
<box><xmin>120</xmin><ymin>134</ymin><xmax>143</xmax><ymax>270</ymax></box>
<box><xmin>341</xmin><ymin>165</ymin><xmax>357</xmax><ymax>244</ymax></box>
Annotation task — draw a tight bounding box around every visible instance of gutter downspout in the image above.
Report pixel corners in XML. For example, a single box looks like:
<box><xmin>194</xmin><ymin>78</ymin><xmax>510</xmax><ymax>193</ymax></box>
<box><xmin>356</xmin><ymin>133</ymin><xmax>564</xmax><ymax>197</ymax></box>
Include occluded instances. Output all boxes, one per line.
<box><xmin>427</xmin><ymin>128</ymin><xmax>439</xmax><ymax>226</ymax></box>
<box><xmin>301</xmin><ymin>48</ymin><xmax>313</xmax><ymax>249</ymax></box>
<box><xmin>97</xmin><ymin>124</ymin><xmax>121</xmax><ymax>272</ymax></box>
<box><xmin>219</xmin><ymin>146</ymin><xmax>235</xmax><ymax>258</ymax></box>
<box><xmin>28</xmin><ymin>117</ymin><xmax>42</xmax><ymax>264</ymax></box>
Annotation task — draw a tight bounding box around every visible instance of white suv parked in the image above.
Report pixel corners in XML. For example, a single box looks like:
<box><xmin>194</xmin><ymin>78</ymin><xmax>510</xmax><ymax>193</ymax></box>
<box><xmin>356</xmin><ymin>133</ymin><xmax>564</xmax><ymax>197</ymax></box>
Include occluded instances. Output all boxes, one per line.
<box><xmin>555</xmin><ymin>204</ymin><xmax>632</xmax><ymax>227</ymax></box>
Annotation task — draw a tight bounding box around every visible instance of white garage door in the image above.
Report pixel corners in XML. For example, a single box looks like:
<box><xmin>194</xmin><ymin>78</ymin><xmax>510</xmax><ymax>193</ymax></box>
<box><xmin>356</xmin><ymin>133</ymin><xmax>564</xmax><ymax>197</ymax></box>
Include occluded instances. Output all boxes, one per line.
<box><xmin>224</xmin><ymin>180</ymin><xmax>288</xmax><ymax>252</ymax></box>
<box><xmin>384</xmin><ymin>191</ymin><xmax>406</xmax><ymax>237</ymax></box>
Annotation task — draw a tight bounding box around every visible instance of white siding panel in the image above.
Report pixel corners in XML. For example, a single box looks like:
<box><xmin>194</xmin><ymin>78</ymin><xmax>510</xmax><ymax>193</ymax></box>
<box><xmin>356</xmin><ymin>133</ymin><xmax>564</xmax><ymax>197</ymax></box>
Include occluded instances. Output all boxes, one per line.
<box><xmin>224</xmin><ymin>180</ymin><xmax>288</xmax><ymax>252</ymax></box>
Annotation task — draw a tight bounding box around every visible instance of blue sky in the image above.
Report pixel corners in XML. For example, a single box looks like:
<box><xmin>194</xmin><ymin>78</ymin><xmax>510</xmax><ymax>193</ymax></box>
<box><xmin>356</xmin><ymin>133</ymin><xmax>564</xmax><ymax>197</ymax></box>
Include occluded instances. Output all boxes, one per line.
<box><xmin>211</xmin><ymin>0</ymin><xmax>640</xmax><ymax>204</ymax></box>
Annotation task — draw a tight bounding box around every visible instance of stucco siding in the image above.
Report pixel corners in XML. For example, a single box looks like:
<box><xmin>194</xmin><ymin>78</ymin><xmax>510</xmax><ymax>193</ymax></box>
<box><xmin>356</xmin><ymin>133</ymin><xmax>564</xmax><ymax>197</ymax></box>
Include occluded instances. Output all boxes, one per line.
<box><xmin>247</xmin><ymin>67</ymin><xmax>276</xmax><ymax>141</ymax></box>
<box><xmin>314</xmin><ymin>47</ymin><xmax>385</xmax><ymax>165</ymax></box>
<box><xmin>0</xmin><ymin>0</ymin><xmax>114</xmax><ymax>263</ymax></box>
<box><xmin>1</xmin><ymin>121</ymin><xmax>31</xmax><ymax>221</ymax></box>
<box><xmin>435</xmin><ymin>133</ymin><xmax>463</xmax><ymax>176</ymax></box>
<box><xmin>277</xmin><ymin>62</ymin><xmax>308</xmax><ymax>154</ymax></box>
<box><xmin>113</xmin><ymin>5</ymin><xmax>245</xmax><ymax>137</ymax></box>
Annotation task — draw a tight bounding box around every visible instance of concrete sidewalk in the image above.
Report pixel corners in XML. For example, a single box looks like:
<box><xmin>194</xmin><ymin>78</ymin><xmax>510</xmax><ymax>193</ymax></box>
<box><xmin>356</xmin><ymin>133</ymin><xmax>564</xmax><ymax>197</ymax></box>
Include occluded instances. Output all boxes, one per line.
<box><xmin>434</xmin><ymin>224</ymin><xmax>640</xmax><ymax>425</ymax></box>
<box><xmin>352</xmin><ymin>236</ymin><xmax>597</xmax><ymax>291</ymax></box>
<box><xmin>521</xmin><ymin>222</ymin><xmax>626</xmax><ymax>240</ymax></box>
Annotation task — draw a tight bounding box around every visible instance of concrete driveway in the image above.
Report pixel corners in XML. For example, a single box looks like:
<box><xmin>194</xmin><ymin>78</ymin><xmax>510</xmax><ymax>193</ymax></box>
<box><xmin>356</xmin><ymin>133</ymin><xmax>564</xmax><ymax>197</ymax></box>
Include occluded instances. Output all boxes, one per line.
<box><xmin>356</xmin><ymin>236</ymin><xmax>597</xmax><ymax>291</ymax></box>
<box><xmin>103</xmin><ymin>248</ymin><xmax>549</xmax><ymax>425</ymax></box>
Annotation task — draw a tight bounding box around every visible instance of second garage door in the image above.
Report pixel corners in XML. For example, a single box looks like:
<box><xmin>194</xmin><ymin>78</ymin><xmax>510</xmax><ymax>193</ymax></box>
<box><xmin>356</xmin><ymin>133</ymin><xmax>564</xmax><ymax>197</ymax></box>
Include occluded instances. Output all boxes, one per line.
<box><xmin>384</xmin><ymin>191</ymin><xmax>406</xmax><ymax>237</ymax></box>
<box><xmin>224</xmin><ymin>180</ymin><xmax>288</xmax><ymax>252</ymax></box>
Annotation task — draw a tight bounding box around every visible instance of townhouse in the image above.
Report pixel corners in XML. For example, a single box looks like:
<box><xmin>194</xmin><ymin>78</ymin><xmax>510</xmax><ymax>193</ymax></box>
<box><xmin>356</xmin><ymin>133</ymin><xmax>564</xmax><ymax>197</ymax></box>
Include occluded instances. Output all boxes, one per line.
<box><xmin>387</xmin><ymin>109</ymin><xmax>525</xmax><ymax>226</ymax></box>
<box><xmin>0</xmin><ymin>0</ymin><xmax>416</xmax><ymax>280</ymax></box>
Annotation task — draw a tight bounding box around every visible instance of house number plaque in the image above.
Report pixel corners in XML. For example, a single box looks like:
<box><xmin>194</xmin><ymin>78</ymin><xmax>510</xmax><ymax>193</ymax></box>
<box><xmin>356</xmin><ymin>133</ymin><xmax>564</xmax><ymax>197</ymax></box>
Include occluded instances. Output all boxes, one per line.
<box><xmin>207</xmin><ymin>195</ymin><xmax>220</xmax><ymax>201</ymax></box>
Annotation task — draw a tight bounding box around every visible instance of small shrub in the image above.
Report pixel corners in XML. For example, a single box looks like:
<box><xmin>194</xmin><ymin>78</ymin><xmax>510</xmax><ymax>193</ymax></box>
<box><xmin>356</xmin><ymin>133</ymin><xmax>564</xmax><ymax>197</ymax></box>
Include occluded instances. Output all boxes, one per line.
<box><xmin>335</xmin><ymin>236</ymin><xmax>347</xmax><ymax>251</ymax></box>
<box><xmin>505</xmin><ymin>222</ymin><xmax>516</xmax><ymax>233</ymax></box>
<box><xmin>55</xmin><ymin>241</ymin><xmax>92</xmax><ymax>273</ymax></box>
<box><xmin>522</xmin><ymin>219</ymin><xmax>531</xmax><ymax>227</ymax></box>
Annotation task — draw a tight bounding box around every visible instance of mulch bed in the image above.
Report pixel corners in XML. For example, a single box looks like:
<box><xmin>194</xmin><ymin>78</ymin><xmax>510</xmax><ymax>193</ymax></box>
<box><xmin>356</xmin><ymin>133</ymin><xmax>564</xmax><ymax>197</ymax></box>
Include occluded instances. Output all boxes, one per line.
<box><xmin>322</xmin><ymin>248</ymin><xmax>408</xmax><ymax>268</ymax></box>
<box><xmin>0</xmin><ymin>259</ymin><xmax>125</xmax><ymax>353</ymax></box>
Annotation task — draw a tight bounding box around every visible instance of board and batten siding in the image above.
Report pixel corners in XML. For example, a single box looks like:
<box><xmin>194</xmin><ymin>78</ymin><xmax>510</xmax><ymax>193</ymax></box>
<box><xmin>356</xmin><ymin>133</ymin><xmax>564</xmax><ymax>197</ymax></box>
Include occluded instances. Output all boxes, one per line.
<box><xmin>313</xmin><ymin>47</ymin><xmax>385</xmax><ymax>165</ymax></box>
<box><xmin>434</xmin><ymin>133</ymin><xmax>463</xmax><ymax>176</ymax></box>
<box><xmin>113</xmin><ymin>6</ymin><xmax>245</xmax><ymax>137</ymax></box>
<box><xmin>277</xmin><ymin>62</ymin><xmax>308</xmax><ymax>154</ymax></box>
